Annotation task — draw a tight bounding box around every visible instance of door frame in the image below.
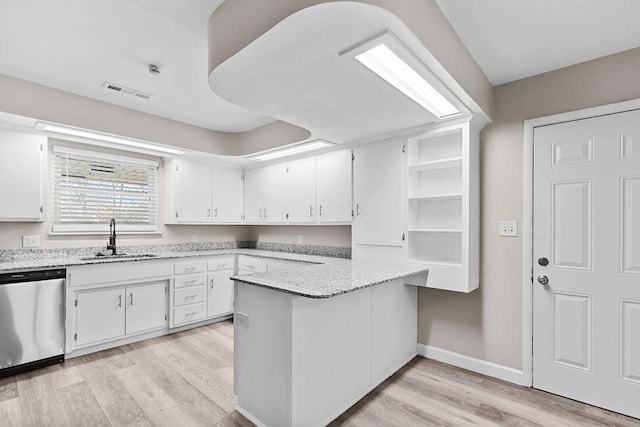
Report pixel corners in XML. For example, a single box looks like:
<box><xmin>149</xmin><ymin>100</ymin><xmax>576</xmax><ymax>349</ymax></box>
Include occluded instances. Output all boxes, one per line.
<box><xmin>521</xmin><ymin>98</ymin><xmax>640</xmax><ymax>387</ymax></box>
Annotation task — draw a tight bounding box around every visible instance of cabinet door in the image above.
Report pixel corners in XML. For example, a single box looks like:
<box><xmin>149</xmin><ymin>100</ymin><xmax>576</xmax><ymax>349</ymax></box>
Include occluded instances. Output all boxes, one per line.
<box><xmin>353</xmin><ymin>140</ymin><xmax>404</xmax><ymax>246</ymax></box>
<box><xmin>212</xmin><ymin>166</ymin><xmax>243</xmax><ymax>223</ymax></box>
<box><xmin>75</xmin><ymin>288</ymin><xmax>126</xmax><ymax>347</ymax></box>
<box><xmin>243</xmin><ymin>168</ymin><xmax>263</xmax><ymax>223</ymax></box>
<box><xmin>317</xmin><ymin>150</ymin><xmax>352</xmax><ymax>223</ymax></box>
<box><xmin>287</xmin><ymin>157</ymin><xmax>317</xmax><ymax>223</ymax></box>
<box><xmin>176</xmin><ymin>160</ymin><xmax>212</xmax><ymax>223</ymax></box>
<box><xmin>207</xmin><ymin>271</ymin><xmax>234</xmax><ymax>318</ymax></box>
<box><xmin>125</xmin><ymin>282</ymin><xmax>167</xmax><ymax>335</ymax></box>
<box><xmin>263</xmin><ymin>163</ymin><xmax>288</xmax><ymax>223</ymax></box>
<box><xmin>0</xmin><ymin>129</ymin><xmax>44</xmax><ymax>221</ymax></box>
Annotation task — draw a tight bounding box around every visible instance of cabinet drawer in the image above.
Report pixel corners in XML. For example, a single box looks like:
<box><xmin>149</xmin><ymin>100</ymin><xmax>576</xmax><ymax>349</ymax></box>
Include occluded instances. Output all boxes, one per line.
<box><xmin>174</xmin><ymin>286</ymin><xmax>206</xmax><ymax>307</ymax></box>
<box><xmin>174</xmin><ymin>261</ymin><xmax>206</xmax><ymax>275</ymax></box>
<box><xmin>174</xmin><ymin>274</ymin><xmax>206</xmax><ymax>289</ymax></box>
<box><xmin>173</xmin><ymin>303</ymin><xmax>206</xmax><ymax>326</ymax></box>
<box><xmin>207</xmin><ymin>256</ymin><xmax>235</xmax><ymax>272</ymax></box>
<box><xmin>237</xmin><ymin>256</ymin><xmax>267</xmax><ymax>273</ymax></box>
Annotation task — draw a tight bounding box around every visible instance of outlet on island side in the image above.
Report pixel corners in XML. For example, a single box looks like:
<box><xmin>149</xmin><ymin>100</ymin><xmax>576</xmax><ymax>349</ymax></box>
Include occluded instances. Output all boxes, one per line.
<box><xmin>236</xmin><ymin>312</ymin><xmax>249</xmax><ymax>329</ymax></box>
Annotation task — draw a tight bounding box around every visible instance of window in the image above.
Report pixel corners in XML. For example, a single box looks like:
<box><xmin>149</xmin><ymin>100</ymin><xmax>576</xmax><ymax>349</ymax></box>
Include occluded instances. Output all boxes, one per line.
<box><xmin>52</xmin><ymin>146</ymin><xmax>159</xmax><ymax>233</ymax></box>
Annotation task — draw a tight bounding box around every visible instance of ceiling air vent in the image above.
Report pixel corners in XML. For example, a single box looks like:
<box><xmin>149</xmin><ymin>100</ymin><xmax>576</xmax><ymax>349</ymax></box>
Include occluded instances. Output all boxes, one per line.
<box><xmin>102</xmin><ymin>82</ymin><xmax>153</xmax><ymax>101</ymax></box>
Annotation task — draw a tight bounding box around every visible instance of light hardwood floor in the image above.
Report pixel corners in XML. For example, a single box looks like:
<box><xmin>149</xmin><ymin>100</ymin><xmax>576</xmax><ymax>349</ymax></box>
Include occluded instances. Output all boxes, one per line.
<box><xmin>0</xmin><ymin>320</ymin><xmax>638</xmax><ymax>427</ymax></box>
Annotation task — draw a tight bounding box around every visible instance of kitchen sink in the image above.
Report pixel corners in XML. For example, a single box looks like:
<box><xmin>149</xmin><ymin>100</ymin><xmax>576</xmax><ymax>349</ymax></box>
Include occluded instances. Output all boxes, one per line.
<box><xmin>80</xmin><ymin>253</ymin><xmax>158</xmax><ymax>261</ymax></box>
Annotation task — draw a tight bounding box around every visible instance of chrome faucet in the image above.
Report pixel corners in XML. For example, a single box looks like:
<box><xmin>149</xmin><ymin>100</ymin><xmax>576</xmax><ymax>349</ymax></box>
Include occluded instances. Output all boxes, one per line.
<box><xmin>107</xmin><ymin>218</ymin><xmax>117</xmax><ymax>255</ymax></box>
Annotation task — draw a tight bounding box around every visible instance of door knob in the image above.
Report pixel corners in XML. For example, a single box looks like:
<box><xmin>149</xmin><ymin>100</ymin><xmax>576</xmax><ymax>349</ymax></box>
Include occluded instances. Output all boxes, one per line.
<box><xmin>537</xmin><ymin>275</ymin><xmax>549</xmax><ymax>285</ymax></box>
<box><xmin>538</xmin><ymin>257</ymin><xmax>549</xmax><ymax>266</ymax></box>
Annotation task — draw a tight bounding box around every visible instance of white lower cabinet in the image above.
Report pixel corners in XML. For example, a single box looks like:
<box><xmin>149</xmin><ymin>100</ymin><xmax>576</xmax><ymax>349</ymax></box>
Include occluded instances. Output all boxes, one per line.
<box><xmin>207</xmin><ymin>270</ymin><xmax>234</xmax><ymax>318</ymax></box>
<box><xmin>75</xmin><ymin>281</ymin><xmax>168</xmax><ymax>348</ymax></box>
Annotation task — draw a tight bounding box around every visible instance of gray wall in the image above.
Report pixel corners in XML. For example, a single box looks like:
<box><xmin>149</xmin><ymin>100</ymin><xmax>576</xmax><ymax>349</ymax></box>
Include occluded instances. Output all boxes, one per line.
<box><xmin>418</xmin><ymin>47</ymin><xmax>640</xmax><ymax>369</ymax></box>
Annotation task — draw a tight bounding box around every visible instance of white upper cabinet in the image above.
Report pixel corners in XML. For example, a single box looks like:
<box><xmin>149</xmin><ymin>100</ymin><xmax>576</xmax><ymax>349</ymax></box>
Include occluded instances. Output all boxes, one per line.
<box><xmin>352</xmin><ymin>140</ymin><xmax>405</xmax><ymax>247</ymax></box>
<box><xmin>0</xmin><ymin>128</ymin><xmax>46</xmax><ymax>222</ymax></box>
<box><xmin>212</xmin><ymin>166</ymin><xmax>243</xmax><ymax>223</ymax></box>
<box><xmin>165</xmin><ymin>159</ymin><xmax>242</xmax><ymax>224</ymax></box>
<box><xmin>243</xmin><ymin>167</ymin><xmax>264</xmax><ymax>223</ymax></box>
<box><xmin>287</xmin><ymin>157</ymin><xmax>317</xmax><ymax>224</ymax></box>
<box><xmin>406</xmin><ymin>119</ymin><xmax>479</xmax><ymax>292</ymax></box>
<box><xmin>175</xmin><ymin>160</ymin><xmax>212</xmax><ymax>223</ymax></box>
<box><xmin>317</xmin><ymin>150</ymin><xmax>352</xmax><ymax>223</ymax></box>
<box><xmin>262</xmin><ymin>163</ymin><xmax>288</xmax><ymax>224</ymax></box>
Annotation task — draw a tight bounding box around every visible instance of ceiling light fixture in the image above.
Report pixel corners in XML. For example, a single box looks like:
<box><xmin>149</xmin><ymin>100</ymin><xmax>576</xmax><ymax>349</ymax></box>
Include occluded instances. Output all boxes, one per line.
<box><xmin>246</xmin><ymin>139</ymin><xmax>335</xmax><ymax>162</ymax></box>
<box><xmin>35</xmin><ymin>122</ymin><xmax>186</xmax><ymax>155</ymax></box>
<box><xmin>341</xmin><ymin>31</ymin><xmax>461</xmax><ymax>120</ymax></box>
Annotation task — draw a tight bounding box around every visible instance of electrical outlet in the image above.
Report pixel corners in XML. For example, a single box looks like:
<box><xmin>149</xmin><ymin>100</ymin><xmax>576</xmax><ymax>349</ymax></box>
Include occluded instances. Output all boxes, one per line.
<box><xmin>22</xmin><ymin>235</ymin><xmax>40</xmax><ymax>248</ymax></box>
<box><xmin>236</xmin><ymin>312</ymin><xmax>249</xmax><ymax>329</ymax></box>
<box><xmin>498</xmin><ymin>220</ymin><xmax>518</xmax><ymax>237</ymax></box>
<box><xmin>297</xmin><ymin>234</ymin><xmax>303</xmax><ymax>244</ymax></box>
<box><xmin>191</xmin><ymin>234</ymin><xmax>198</xmax><ymax>243</ymax></box>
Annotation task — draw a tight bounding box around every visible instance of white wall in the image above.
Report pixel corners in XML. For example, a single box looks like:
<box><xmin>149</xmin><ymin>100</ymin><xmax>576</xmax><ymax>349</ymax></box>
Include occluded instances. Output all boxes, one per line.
<box><xmin>418</xmin><ymin>47</ymin><xmax>640</xmax><ymax>369</ymax></box>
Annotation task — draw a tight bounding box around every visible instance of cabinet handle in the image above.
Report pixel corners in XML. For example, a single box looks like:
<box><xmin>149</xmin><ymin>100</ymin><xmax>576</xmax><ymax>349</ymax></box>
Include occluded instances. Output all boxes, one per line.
<box><xmin>210</xmin><ymin>278</ymin><xmax>214</xmax><ymax>290</ymax></box>
<box><xmin>319</xmin><ymin>205</ymin><xmax>323</xmax><ymax>216</ymax></box>
<box><xmin>207</xmin><ymin>208</ymin><xmax>211</xmax><ymax>218</ymax></box>
<box><xmin>130</xmin><ymin>293</ymin><xmax>134</xmax><ymax>306</ymax></box>
<box><xmin>356</xmin><ymin>204</ymin><xmax>361</xmax><ymax>216</ymax></box>
<box><xmin>185</xmin><ymin>294</ymin><xmax>197</xmax><ymax>300</ymax></box>
<box><xmin>247</xmin><ymin>265</ymin><xmax>255</xmax><ymax>270</ymax></box>
<box><xmin>185</xmin><ymin>312</ymin><xmax>197</xmax><ymax>318</ymax></box>
<box><xmin>184</xmin><ymin>267</ymin><xmax>196</xmax><ymax>272</ymax></box>
<box><xmin>310</xmin><ymin>205</ymin><xmax>313</xmax><ymax>217</ymax></box>
<box><xmin>259</xmin><ymin>208</ymin><xmax>263</xmax><ymax>218</ymax></box>
<box><xmin>217</xmin><ymin>264</ymin><xmax>226</xmax><ymax>269</ymax></box>
<box><xmin>184</xmin><ymin>279</ymin><xmax>196</xmax><ymax>285</ymax></box>
<box><xmin>214</xmin><ymin>208</ymin><xmax>218</xmax><ymax>218</ymax></box>
<box><xmin>264</xmin><ymin>208</ymin><xmax>267</xmax><ymax>218</ymax></box>
<box><xmin>118</xmin><ymin>295</ymin><xmax>122</xmax><ymax>308</ymax></box>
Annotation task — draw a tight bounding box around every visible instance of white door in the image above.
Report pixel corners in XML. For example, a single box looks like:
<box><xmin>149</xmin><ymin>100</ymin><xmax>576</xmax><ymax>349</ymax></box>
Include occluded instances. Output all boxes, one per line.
<box><xmin>212</xmin><ymin>166</ymin><xmax>243</xmax><ymax>223</ymax></box>
<box><xmin>0</xmin><ymin>129</ymin><xmax>44</xmax><ymax>221</ymax></box>
<box><xmin>533</xmin><ymin>109</ymin><xmax>640</xmax><ymax>418</ymax></box>
<box><xmin>75</xmin><ymin>288</ymin><xmax>126</xmax><ymax>347</ymax></box>
<box><xmin>317</xmin><ymin>150</ymin><xmax>352</xmax><ymax>223</ymax></box>
<box><xmin>353</xmin><ymin>140</ymin><xmax>405</xmax><ymax>246</ymax></box>
<box><xmin>207</xmin><ymin>271</ymin><xmax>234</xmax><ymax>318</ymax></box>
<box><xmin>243</xmin><ymin>168</ymin><xmax>264</xmax><ymax>223</ymax></box>
<box><xmin>176</xmin><ymin>160</ymin><xmax>212</xmax><ymax>223</ymax></box>
<box><xmin>263</xmin><ymin>163</ymin><xmax>288</xmax><ymax>223</ymax></box>
<box><xmin>125</xmin><ymin>282</ymin><xmax>167</xmax><ymax>335</ymax></box>
<box><xmin>287</xmin><ymin>157</ymin><xmax>317</xmax><ymax>223</ymax></box>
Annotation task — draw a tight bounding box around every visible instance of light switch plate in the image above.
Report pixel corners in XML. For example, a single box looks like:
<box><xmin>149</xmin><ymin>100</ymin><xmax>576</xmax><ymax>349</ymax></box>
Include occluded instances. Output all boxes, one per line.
<box><xmin>22</xmin><ymin>235</ymin><xmax>40</xmax><ymax>248</ymax></box>
<box><xmin>498</xmin><ymin>220</ymin><xmax>518</xmax><ymax>237</ymax></box>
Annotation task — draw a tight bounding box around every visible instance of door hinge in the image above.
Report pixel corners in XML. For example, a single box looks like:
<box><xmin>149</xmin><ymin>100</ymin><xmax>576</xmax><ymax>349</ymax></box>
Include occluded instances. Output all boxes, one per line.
<box><xmin>175</xmin><ymin>211</ymin><xmax>179</xmax><ymax>218</ymax></box>
<box><xmin>351</xmin><ymin>209</ymin><xmax>354</xmax><ymax>217</ymax></box>
<box><xmin>74</xmin><ymin>333</ymin><xmax>77</xmax><ymax>341</ymax></box>
<box><xmin>402</xmin><ymin>144</ymin><xmax>405</xmax><ymax>153</ymax></box>
<box><xmin>351</xmin><ymin>152</ymin><xmax>355</xmax><ymax>161</ymax></box>
<box><xmin>165</xmin><ymin>314</ymin><xmax>168</xmax><ymax>321</ymax></box>
<box><xmin>286</xmin><ymin>213</ymin><xmax>289</xmax><ymax>220</ymax></box>
<box><xmin>74</xmin><ymin>299</ymin><xmax>78</xmax><ymax>307</ymax></box>
<box><xmin>402</xmin><ymin>233</ymin><xmax>406</xmax><ymax>241</ymax></box>
<box><xmin>40</xmin><ymin>205</ymin><xmax>44</xmax><ymax>214</ymax></box>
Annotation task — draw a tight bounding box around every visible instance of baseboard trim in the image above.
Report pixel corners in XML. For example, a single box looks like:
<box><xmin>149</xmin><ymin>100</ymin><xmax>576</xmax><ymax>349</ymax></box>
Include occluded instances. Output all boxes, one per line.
<box><xmin>417</xmin><ymin>343</ymin><xmax>527</xmax><ymax>386</ymax></box>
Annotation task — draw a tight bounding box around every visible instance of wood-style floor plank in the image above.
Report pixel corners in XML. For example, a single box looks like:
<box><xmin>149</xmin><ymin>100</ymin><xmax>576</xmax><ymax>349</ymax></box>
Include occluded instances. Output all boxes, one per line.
<box><xmin>1</xmin><ymin>319</ymin><xmax>639</xmax><ymax>427</ymax></box>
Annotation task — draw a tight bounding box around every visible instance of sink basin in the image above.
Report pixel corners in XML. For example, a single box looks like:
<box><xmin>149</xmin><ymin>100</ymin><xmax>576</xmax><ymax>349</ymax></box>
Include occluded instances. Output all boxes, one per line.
<box><xmin>81</xmin><ymin>253</ymin><xmax>158</xmax><ymax>261</ymax></box>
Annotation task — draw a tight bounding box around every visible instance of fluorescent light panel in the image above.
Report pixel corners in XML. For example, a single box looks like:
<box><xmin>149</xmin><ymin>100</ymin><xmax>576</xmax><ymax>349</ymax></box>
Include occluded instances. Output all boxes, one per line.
<box><xmin>35</xmin><ymin>122</ymin><xmax>186</xmax><ymax>155</ymax></box>
<box><xmin>355</xmin><ymin>44</ymin><xmax>459</xmax><ymax>119</ymax></box>
<box><xmin>247</xmin><ymin>140</ymin><xmax>333</xmax><ymax>162</ymax></box>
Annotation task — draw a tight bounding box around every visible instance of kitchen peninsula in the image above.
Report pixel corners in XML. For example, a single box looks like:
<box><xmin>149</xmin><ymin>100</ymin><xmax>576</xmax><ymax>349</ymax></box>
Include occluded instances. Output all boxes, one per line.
<box><xmin>232</xmin><ymin>262</ymin><xmax>428</xmax><ymax>427</ymax></box>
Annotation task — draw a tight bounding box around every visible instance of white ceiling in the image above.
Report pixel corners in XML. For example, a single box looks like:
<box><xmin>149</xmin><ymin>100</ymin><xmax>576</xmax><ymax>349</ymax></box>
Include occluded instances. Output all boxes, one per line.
<box><xmin>436</xmin><ymin>0</ymin><xmax>640</xmax><ymax>86</ymax></box>
<box><xmin>0</xmin><ymin>0</ymin><xmax>273</xmax><ymax>132</ymax></box>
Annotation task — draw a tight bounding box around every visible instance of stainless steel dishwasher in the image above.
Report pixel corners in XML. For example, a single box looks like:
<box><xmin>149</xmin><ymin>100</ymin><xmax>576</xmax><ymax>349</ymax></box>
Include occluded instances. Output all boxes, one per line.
<box><xmin>0</xmin><ymin>269</ymin><xmax>66</xmax><ymax>378</ymax></box>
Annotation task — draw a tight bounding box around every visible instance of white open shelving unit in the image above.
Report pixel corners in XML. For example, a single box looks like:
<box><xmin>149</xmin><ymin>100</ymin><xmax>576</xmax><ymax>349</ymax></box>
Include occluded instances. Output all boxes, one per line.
<box><xmin>406</xmin><ymin>119</ymin><xmax>479</xmax><ymax>292</ymax></box>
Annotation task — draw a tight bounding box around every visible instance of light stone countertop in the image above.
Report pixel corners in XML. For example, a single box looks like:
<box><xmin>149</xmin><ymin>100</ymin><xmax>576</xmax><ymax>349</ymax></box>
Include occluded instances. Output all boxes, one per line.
<box><xmin>0</xmin><ymin>247</ymin><xmax>427</xmax><ymax>299</ymax></box>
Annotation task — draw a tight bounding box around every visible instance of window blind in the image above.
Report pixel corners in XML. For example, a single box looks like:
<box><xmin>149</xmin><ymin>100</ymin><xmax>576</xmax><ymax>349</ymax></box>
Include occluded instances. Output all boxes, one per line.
<box><xmin>52</xmin><ymin>148</ymin><xmax>159</xmax><ymax>233</ymax></box>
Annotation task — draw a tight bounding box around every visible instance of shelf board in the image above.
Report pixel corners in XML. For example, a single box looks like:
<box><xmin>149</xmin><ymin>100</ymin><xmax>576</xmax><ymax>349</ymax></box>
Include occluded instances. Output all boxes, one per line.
<box><xmin>408</xmin><ymin>157</ymin><xmax>463</xmax><ymax>172</ymax></box>
<box><xmin>408</xmin><ymin>259</ymin><xmax>463</xmax><ymax>268</ymax></box>
<box><xmin>408</xmin><ymin>193</ymin><xmax>462</xmax><ymax>202</ymax></box>
<box><xmin>408</xmin><ymin>228</ymin><xmax>462</xmax><ymax>233</ymax></box>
